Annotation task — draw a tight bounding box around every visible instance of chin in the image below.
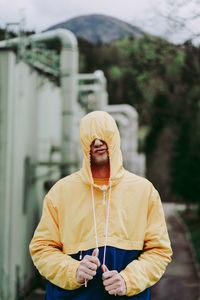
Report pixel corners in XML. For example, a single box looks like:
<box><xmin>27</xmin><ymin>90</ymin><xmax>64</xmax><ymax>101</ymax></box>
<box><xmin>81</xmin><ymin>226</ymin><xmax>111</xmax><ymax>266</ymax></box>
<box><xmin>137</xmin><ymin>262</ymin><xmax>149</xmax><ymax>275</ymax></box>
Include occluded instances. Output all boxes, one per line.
<box><xmin>95</xmin><ymin>155</ymin><xmax>109</xmax><ymax>166</ymax></box>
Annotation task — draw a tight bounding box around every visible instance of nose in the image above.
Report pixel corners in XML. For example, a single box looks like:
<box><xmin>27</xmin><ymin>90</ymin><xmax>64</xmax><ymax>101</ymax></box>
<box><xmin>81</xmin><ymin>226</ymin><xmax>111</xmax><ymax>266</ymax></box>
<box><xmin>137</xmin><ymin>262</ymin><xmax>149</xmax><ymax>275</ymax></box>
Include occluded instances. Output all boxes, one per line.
<box><xmin>93</xmin><ymin>139</ymin><xmax>103</xmax><ymax>147</ymax></box>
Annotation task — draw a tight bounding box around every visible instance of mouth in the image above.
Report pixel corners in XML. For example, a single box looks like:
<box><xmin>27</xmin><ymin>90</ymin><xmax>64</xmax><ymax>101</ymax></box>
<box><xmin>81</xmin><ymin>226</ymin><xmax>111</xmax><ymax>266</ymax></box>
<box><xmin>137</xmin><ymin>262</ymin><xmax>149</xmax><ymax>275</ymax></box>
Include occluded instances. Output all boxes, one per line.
<box><xmin>95</xmin><ymin>149</ymin><xmax>107</xmax><ymax>154</ymax></box>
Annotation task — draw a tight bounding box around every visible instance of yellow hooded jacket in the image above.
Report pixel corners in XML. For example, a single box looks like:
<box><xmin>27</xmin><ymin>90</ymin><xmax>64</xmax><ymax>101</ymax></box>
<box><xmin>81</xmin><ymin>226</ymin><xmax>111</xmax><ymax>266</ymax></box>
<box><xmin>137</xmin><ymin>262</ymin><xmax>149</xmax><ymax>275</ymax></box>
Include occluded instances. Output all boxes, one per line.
<box><xmin>29</xmin><ymin>111</ymin><xmax>172</xmax><ymax>297</ymax></box>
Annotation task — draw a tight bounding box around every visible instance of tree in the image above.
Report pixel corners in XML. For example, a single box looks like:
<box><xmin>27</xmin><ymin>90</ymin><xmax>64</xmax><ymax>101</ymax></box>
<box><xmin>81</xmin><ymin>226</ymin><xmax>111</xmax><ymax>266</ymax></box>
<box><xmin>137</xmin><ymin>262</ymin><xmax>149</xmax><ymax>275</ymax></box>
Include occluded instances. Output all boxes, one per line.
<box><xmin>152</xmin><ymin>0</ymin><xmax>200</xmax><ymax>45</ymax></box>
<box><xmin>79</xmin><ymin>33</ymin><xmax>200</xmax><ymax>205</ymax></box>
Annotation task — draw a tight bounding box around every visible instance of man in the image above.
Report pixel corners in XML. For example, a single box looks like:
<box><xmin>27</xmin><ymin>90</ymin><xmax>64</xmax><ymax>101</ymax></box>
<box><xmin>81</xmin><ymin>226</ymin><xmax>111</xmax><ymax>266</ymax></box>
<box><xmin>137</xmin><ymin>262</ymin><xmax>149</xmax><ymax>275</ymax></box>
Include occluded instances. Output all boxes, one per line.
<box><xmin>30</xmin><ymin>110</ymin><xmax>172</xmax><ymax>299</ymax></box>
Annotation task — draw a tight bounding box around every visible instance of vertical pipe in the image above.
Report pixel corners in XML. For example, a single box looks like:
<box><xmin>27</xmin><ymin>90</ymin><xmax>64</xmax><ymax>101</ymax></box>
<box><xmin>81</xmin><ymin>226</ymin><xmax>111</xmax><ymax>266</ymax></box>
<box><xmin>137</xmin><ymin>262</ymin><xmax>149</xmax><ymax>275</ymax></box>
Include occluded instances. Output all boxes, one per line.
<box><xmin>60</xmin><ymin>41</ymin><xmax>78</xmax><ymax>175</ymax></box>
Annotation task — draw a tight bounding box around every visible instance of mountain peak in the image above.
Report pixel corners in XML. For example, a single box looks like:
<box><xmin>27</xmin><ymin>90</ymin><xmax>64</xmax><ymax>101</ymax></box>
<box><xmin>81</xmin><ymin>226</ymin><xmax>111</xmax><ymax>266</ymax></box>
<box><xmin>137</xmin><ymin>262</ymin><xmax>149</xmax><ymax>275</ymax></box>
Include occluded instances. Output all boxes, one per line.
<box><xmin>46</xmin><ymin>14</ymin><xmax>144</xmax><ymax>44</ymax></box>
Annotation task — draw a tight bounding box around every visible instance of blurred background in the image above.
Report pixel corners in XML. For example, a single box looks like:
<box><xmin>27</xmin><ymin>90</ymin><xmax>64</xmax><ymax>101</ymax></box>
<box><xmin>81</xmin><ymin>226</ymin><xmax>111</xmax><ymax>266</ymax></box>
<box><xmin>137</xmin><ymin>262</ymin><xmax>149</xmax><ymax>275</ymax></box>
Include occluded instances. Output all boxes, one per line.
<box><xmin>0</xmin><ymin>0</ymin><xmax>200</xmax><ymax>299</ymax></box>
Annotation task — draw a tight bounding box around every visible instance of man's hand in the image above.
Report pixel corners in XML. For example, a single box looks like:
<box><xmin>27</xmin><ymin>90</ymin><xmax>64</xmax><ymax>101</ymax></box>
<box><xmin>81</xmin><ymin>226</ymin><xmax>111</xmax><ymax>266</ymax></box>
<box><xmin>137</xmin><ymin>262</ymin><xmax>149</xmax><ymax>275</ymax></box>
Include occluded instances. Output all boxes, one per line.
<box><xmin>102</xmin><ymin>265</ymin><xmax>127</xmax><ymax>296</ymax></box>
<box><xmin>76</xmin><ymin>248</ymin><xmax>100</xmax><ymax>284</ymax></box>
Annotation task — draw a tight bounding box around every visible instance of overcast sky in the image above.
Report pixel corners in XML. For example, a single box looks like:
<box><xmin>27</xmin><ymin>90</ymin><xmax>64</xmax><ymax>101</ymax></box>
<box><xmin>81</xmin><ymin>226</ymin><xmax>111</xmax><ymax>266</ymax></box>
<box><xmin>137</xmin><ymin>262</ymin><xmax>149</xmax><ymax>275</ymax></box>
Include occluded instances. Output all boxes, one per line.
<box><xmin>1</xmin><ymin>0</ymin><xmax>200</xmax><ymax>44</ymax></box>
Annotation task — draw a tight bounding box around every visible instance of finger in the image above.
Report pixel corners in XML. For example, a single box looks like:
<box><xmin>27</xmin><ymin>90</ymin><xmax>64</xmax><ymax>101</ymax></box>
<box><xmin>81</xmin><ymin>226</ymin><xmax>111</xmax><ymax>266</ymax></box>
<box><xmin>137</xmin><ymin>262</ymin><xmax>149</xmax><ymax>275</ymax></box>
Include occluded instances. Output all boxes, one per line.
<box><xmin>103</xmin><ymin>276</ymin><xmax>117</xmax><ymax>287</ymax></box>
<box><xmin>82</xmin><ymin>260</ymin><xmax>97</xmax><ymax>271</ymax></box>
<box><xmin>102</xmin><ymin>264</ymin><xmax>109</xmax><ymax>273</ymax></box>
<box><xmin>92</xmin><ymin>248</ymin><xmax>99</xmax><ymax>257</ymax></box>
<box><xmin>82</xmin><ymin>266</ymin><xmax>96</xmax><ymax>277</ymax></box>
<box><xmin>108</xmin><ymin>288</ymin><xmax>119</xmax><ymax>295</ymax></box>
<box><xmin>78</xmin><ymin>270</ymin><xmax>93</xmax><ymax>281</ymax></box>
<box><xmin>87</xmin><ymin>255</ymin><xmax>100</xmax><ymax>267</ymax></box>
<box><xmin>105</xmin><ymin>283</ymin><xmax>118</xmax><ymax>292</ymax></box>
<box><xmin>83</xmin><ymin>273</ymin><xmax>93</xmax><ymax>280</ymax></box>
<box><xmin>102</xmin><ymin>270</ymin><xmax>118</xmax><ymax>280</ymax></box>
<box><xmin>84</xmin><ymin>254</ymin><xmax>99</xmax><ymax>265</ymax></box>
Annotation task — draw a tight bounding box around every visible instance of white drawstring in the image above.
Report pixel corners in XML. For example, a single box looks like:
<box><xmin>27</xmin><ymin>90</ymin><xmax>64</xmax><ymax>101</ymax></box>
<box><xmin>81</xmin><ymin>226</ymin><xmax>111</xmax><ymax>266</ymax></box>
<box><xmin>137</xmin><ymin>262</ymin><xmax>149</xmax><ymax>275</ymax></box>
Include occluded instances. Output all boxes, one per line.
<box><xmin>91</xmin><ymin>183</ymin><xmax>99</xmax><ymax>250</ymax></box>
<box><xmin>90</xmin><ymin>181</ymin><xmax>112</xmax><ymax>269</ymax></box>
<box><xmin>103</xmin><ymin>181</ymin><xmax>112</xmax><ymax>267</ymax></box>
<box><xmin>102</xmin><ymin>184</ymin><xmax>107</xmax><ymax>205</ymax></box>
<box><xmin>83</xmin><ymin>183</ymin><xmax>100</xmax><ymax>288</ymax></box>
<box><xmin>84</xmin><ymin>182</ymin><xmax>112</xmax><ymax>290</ymax></box>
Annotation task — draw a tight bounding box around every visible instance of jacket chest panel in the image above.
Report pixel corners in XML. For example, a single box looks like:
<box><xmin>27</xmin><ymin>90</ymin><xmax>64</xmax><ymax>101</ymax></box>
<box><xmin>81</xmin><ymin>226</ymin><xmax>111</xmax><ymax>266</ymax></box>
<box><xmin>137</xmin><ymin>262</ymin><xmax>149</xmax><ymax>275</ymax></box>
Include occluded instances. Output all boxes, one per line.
<box><xmin>59</xmin><ymin>188</ymin><xmax>107</xmax><ymax>244</ymax></box>
<box><xmin>108</xmin><ymin>188</ymin><xmax>148</xmax><ymax>241</ymax></box>
<box><xmin>59</xmin><ymin>184</ymin><xmax>148</xmax><ymax>245</ymax></box>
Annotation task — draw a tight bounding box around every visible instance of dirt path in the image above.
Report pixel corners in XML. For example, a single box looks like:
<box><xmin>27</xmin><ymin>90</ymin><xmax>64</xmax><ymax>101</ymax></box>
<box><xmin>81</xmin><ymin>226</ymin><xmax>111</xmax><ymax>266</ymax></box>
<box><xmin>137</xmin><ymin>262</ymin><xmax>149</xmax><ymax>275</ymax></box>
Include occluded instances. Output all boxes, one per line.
<box><xmin>151</xmin><ymin>203</ymin><xmax>200</xmax><ymax>300</ymax></box>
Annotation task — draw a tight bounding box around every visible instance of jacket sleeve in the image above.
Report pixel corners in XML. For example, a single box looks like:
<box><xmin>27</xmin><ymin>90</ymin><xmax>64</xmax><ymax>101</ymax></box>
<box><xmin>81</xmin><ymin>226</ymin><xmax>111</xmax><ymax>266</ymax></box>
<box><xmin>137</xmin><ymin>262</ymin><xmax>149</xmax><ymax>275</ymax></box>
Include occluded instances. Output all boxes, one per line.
<box><xmin>29</xmin><ymin>194</ymin><xmax>83</xmax><ymax>290</ymax></box>
<box><xmin>120</xmin><ymin>186</ymin><xmax>172</xmax><ymax>296</ymax></box>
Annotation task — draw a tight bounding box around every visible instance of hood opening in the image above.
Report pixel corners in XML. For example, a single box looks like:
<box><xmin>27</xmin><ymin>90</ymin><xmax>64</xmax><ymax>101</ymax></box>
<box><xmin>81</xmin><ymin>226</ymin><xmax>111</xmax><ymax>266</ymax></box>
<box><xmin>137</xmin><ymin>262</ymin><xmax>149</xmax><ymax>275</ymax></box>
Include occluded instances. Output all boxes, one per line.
<box><xmin>90</xmin><ymin>138</ymin><xmax>110</xmax><ymax>181</ymax></box>
<box><xmin>79</xmin><ymin>111</ymin><xmax>125</xmax><ymax>187</ymax></box>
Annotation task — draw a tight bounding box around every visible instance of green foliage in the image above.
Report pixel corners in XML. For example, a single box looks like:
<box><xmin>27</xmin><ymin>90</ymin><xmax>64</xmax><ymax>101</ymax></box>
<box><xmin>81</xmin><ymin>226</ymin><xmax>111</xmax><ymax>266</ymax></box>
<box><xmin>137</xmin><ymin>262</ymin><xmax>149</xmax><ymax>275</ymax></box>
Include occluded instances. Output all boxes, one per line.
<box><xmin>79</xmin><ymin>35</ymin><xmax>200</xmax><ymax>205</ymax></box>
<box><xmin>109</xmin><ymin>65</ymin><xmax>123</xmax><ymax>80</ymax></box>
<box><xmin>179</xmin><ymin>209</ymin><xmax>200</xmax><ymax>264</ymax></box>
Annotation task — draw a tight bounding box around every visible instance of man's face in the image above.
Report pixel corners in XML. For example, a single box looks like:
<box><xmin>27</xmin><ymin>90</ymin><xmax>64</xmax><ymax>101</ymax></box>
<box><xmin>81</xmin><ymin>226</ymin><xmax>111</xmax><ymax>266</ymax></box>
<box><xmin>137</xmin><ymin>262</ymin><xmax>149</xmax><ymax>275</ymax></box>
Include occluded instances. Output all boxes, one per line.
<box><xmin>90</xmin><ymin>139</ymin><xmax>109</xmax><ymax>166</ymax></box>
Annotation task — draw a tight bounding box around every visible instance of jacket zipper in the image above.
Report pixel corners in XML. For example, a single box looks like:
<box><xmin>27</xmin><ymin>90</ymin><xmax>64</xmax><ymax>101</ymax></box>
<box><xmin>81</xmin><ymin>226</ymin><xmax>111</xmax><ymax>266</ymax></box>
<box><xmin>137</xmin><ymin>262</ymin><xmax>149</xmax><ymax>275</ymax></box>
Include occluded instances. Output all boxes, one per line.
<box><xmin>102</xmin><ymin>185</ymin><xmax>107</xmax><ymax>205</ymax></box>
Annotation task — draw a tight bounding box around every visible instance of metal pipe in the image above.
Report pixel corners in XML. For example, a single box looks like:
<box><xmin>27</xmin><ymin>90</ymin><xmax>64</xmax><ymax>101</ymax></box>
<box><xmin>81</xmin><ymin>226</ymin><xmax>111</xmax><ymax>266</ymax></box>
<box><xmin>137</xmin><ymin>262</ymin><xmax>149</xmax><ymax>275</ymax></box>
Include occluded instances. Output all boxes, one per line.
<box><xmin>77</xmin><ymin>70</ymin><xmax>108</xmax><ymax>109</ymax></box>
<box><xmin>105</xmin><ymin>104</ymin><xmax>145</xmax><ymax>176</ymax></box>
<box><xmin>0</xmin><ymin>28</ymin><xmax>77</xmax><ymax>49</ymax></box>
<box><xmin>104</xmin><ymin>104</ymin><xmax>140</xmax><ymax>172</ymax></box>
<box><xmin>105</xmin><ymin>104</ymin><xmax>138</xmax><ymax>122</ymax></box>
<box><xmin>105</xmin><ymin>104</ymin><xmax>138</xmax><ymax>141</ymax></box>
<box><xmin>0</xmin><ymin>29</ymin><xmax>79</xmax><ymax>175</ymax></box>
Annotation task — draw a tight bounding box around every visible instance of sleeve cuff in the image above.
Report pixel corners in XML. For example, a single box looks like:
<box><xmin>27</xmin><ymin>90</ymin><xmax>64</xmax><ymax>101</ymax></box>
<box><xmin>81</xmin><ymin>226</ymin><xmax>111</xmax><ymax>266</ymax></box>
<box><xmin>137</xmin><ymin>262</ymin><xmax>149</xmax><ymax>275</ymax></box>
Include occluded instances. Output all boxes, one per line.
<box><xmin>66</xmin><ymin>256</ymin><xmax>84</xmax><ymax>289</ymax></box>
<box><xmin>120</xmin><ymin>270</ymin><xmax>132</xmax><ymax>296</ymax></box>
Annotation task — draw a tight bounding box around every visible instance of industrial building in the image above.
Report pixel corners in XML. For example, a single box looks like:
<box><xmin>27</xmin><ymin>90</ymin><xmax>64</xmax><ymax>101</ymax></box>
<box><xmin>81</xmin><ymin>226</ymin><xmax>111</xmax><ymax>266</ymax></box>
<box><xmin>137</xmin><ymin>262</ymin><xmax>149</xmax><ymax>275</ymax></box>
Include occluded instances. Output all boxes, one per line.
<box><xmin>0</xmin><ymin>28</ymin><xmax>145</xmax><ymax>299</ymax></box>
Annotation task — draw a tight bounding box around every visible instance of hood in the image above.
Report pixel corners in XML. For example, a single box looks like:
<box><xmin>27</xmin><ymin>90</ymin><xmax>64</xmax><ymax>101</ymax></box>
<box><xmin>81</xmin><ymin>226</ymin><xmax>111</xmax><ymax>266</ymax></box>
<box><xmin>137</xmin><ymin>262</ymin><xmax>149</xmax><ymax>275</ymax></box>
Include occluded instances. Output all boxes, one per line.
<box><xmin>79</xmin><ymin>110</ymin><xmax>125</xmax><ymax>186</ymax></box>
